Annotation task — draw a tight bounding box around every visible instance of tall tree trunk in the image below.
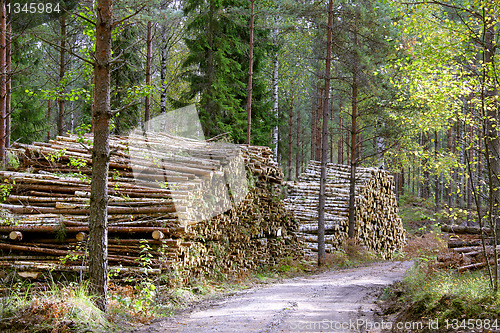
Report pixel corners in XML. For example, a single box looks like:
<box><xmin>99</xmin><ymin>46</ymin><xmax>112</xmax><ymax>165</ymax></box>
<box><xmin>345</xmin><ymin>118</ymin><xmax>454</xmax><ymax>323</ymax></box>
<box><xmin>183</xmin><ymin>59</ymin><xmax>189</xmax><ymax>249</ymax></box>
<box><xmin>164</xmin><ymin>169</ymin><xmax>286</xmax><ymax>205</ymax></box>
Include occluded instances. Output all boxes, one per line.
<box><xmin>160</xmin><ymin>26</ymin><xmax>168</xmax><ymax>114</ymax></box>
<box><xmin>421</xmin><ymin>132</ymin><xmax>430</xmax><ymax>200</ymax></box>
<box><xmin>434</xmin><ymin>130</ymin><xmax>440</xmax><ymax>211</ymax></box>
<box><xmin>455</xmin><ymin>119</ymin><xmax>463</xmax><ymax>207</ymax></box>
<box><xmin>47</xmin><ymin>100</ymin><xmax>52</xmax><ymax>141</ymax></box>
<box><xmin>296</xmin><ymin>107</ymin><xmax>301</xmax><ymax>179</ymax></box>
<box><xmin>482</xmin><ymin>13</ymin><xmax>499</xmax><ymax>285</ymax></box>
<box><xmin>245</xmin><ymin>0</ymin><xmax>255</xmax><ymax>144</ymax></box>
<box><xmin>89</xmin><ymin>0</ymin><xmax>112</xmax><ymax>312</ymax></box>
<box><xmin>338</xmin><ymin>114</ymin><xmax>343</xmax><ymax>164</ymax></box>
<box><xmin>4</xmin><ymin>0</ymin><xmax>9</xmax><ymax>149</ymax></box>
<box><xmin>330</xmin><ymin>92</ymin><xmax>334</xmax><ymax>163</ymax></box>
<box><xmin>467</xmin><ymin>123</ymin><xmax>473</xmax><ymax>225</ymax></box>
<box><xmin>401</xmin><ymin>167</ymin><xmax>405</xmax><ymax>196</ymax></box>
<box><xmin>348</xmin><ymin>20</ymin><xmax>359</xmax><ymax>239</ymax></box>
<box><xmin>272</xmin><ymin>27</ymin><xmax>279</xmax><ymax>160</ymax></box>
<box><xmin>57</xmin><ymin>15</ymin><xmax>66</xmax><ymax>136</ymax></box>
<box><xmin>318</xmin><ymin>0</ymin><xmax>334</xmax><ymax>266</ymax></box>
<box><xmin>0</xmin><ymin>0</ymin><xmax>6</xmax><ymax>165</ymax></box>
<box><xmin>145</xmin><ymin>21</ymin><xmax>152</xmax><ymax>128</ymax></box>
<box><xmin>447</xmin><ymin>125</ymin><xmax>454</xmax><ymax>208</ymax></box>
<box><xmin>316</xmin><ymin>88</ymin><xmax>323</xmax><ymax>160</ymax></box>
<box><xmin>311</xmin><ymin>92</ymin><xmax>317</xmax><ymax>161</ymax></box>
<box><xmin>287</xmin><ymin>94</ymin><xmax>293</xmax><ymax>181</ymax></box>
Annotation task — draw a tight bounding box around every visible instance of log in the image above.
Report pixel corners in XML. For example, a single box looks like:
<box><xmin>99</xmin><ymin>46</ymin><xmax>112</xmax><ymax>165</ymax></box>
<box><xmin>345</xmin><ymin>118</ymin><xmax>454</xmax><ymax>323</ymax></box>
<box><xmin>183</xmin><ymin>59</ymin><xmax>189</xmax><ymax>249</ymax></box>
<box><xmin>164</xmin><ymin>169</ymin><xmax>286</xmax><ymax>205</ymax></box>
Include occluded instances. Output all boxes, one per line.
<box><xmin>0</xmin><ymin>204</ymin><xmax>180</xmax><ymax>215</ymax></box>
<box><xmin>284</xmin><ymin>160</ymin><xmax>405</xmax><ymax>259</ymax></box>
<box><xmin>448</xmin><ymin>239</ymin><xmax>487</xmax><ymax>248</ymax></box>
<box><xmin>452</xmin><ymin>245</ymin><xmax>500</xmax><ymax>253</ymax></box>
<box><xmin>0</xmin><ymin>225</ymin><xmax>174</xmax><ymax>234</ymax></box>
<box><xmin>152</xmin><ymin>230</ymin><xmax>164</xmax><ymax>240</ymax></box>
<box><xmin>76</xmin><ymin>232</ymin><xmax>87</xmax><ymax>242</ymax></box>
<box><xmin>457</xmin><ymin>260</ymin><xmax>500</xmax><ymax>273</ymax></box>
<box><xmin>2</xmin><ymin>133</ymin><xmax>303</xmax><ymax>281</ymax></box>
<box><xmin>9</xmin><ymin>231</ymin><xmax>22</xmax><ymax>241</ymax></box>
<box><xmin>441</xmin><ymin>224</ymin><xmax>491</xmax><ymax>235</ymax></box>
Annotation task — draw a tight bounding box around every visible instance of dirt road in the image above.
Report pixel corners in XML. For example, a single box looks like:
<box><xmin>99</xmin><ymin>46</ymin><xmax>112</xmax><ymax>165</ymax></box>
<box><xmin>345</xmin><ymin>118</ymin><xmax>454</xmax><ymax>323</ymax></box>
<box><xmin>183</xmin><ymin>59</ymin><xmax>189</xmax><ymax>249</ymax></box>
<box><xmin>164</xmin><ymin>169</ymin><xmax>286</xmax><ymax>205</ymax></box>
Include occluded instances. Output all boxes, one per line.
<box><xmin>133</xmin><ymin>261</ymin><xmax>412</xmax><ymax>333</ymax></box>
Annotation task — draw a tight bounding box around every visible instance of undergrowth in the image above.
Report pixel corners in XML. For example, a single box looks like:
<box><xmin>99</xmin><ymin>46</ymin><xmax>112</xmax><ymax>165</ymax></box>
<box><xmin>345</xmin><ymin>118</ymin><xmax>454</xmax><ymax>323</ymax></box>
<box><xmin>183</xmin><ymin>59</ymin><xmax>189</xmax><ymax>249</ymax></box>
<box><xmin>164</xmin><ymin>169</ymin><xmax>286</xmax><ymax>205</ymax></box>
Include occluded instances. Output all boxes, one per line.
<box><xmin>0</xmin><ymin>282</ymin><xmax>112</xmax><ymax>333</ymax></box>
<box><xmin>394</xmin><ymin>262</ymin><xmax>500</xmax><ymax>322</ymax></box>
<box><xmin>325</xmin><ymin>238</ymin><xmax>378</xmax><ymax>268</ymax></box>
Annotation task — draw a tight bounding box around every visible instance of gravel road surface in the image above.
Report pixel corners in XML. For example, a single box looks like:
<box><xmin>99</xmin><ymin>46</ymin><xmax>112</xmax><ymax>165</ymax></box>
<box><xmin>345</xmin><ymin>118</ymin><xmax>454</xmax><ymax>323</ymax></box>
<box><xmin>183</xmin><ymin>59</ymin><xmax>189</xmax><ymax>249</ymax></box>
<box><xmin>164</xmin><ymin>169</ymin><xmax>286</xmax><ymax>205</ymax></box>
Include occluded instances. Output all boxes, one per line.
<box><xmin>133</xmin><ymin>261</ymin><xmax>412</xmax><ymax>333</ymax></box>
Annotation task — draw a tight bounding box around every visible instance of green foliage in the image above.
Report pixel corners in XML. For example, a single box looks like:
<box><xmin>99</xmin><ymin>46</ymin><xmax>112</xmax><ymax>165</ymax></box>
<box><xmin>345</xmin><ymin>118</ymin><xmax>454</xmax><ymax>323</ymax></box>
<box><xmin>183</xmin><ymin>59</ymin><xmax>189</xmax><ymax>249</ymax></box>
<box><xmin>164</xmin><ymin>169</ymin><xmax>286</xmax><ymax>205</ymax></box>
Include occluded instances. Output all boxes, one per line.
<box><xmin>5</xmin><ymin>151</ymin><xmax>20</xmax><ymax>170</ymax></box>
<box><xmin>111</xmin><ymin>25</ymin><xmax>143</xmax><ymax>135</ymax></box>
<box><xmin>45</xmin><ymin>148</ymin><xmax>66</xmax><ymax>163</ymax></box>
<box><xmin>0</xmin><ymin>179</ymin><xmax>14</xmax><ymax>203</ymax></box>
<box><xmin>181</xmin><ymin>0</ymin><xmax>273</xmax><ymax>144</ymax></box>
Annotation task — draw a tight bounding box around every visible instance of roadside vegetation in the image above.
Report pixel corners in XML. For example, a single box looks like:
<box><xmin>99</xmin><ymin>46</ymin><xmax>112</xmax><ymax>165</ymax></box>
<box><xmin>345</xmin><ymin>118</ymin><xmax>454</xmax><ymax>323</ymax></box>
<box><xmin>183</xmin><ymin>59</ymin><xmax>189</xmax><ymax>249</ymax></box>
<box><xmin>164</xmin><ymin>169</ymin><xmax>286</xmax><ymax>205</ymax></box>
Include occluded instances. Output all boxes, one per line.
<box><xmin>380</xmin><ymin>198</ymin><xmax>500</xmax><ymax>329</ymax></box>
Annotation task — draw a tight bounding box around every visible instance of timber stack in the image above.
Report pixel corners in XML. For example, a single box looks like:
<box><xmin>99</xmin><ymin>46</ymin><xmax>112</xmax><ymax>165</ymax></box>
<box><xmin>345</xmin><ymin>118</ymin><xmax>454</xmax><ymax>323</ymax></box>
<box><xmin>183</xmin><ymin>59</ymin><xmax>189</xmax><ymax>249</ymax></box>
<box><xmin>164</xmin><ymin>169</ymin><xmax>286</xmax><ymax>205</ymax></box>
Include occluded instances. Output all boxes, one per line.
<box><xmin>284</xmin><ymin>161</ymin><xmax>405</xmax><ymax>259</ymax></box>
<box><xmin>438</xmin><ymin>224</ymin><xmax>496</xmax><ymax>272</ymax></box>
<box><xmin>0</xmin><ymin>134</ymin><xmax>301</xmax><ymax>281</ymax></box>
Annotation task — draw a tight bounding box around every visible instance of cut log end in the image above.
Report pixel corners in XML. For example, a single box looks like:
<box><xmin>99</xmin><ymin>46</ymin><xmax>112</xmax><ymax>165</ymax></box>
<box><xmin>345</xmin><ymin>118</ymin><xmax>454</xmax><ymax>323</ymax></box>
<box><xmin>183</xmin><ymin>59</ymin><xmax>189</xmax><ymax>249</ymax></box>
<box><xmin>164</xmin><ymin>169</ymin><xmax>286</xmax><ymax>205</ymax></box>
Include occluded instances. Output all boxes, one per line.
<box><xmin>9</xmin><ymin>231</ymin><xmax>22</xmax><ymax>241</ymax></box>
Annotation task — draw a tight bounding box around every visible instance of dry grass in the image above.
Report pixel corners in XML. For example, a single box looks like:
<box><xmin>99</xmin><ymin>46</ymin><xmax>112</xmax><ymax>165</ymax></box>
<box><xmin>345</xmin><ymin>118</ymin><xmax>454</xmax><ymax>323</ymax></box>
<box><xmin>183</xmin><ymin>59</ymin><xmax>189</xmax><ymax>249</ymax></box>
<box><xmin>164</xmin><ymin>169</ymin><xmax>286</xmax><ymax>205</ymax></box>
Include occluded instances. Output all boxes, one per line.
<box><xmin>402</xmin><ymin>232</ymin><xmax>447</xmax><ymax>259</ymax></box>
<box><xmin>326</xmin><ymin>239</ymin><xmax>377</xmax><ymax>268</ymax></box>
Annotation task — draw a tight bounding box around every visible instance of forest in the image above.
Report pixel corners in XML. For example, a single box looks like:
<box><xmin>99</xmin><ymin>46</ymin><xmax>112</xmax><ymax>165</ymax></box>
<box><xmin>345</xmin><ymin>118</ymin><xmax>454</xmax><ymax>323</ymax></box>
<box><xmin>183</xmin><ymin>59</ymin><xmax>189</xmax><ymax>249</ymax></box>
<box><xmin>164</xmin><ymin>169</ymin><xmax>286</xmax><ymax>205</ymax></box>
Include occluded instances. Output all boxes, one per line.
<box><xmin>0</xmin><ymin>0</ymin><xmax>492</xmax><ymax>222</ymax></box>
<box><xmin>0</xmin><ymin>0</ymin><xmax>500</xmax><ymax>331</ymax></box>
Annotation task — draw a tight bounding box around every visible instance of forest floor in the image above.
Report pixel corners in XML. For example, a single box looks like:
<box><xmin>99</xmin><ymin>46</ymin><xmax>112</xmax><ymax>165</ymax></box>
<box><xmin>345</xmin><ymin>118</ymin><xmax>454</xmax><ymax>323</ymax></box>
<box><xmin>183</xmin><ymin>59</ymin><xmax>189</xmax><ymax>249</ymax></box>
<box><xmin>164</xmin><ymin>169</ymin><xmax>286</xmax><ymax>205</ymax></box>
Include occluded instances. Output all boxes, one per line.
<box><xmin>131</xmin><ymin>261</ymin><xmax>412</xmax><ymax>333</ymax></box>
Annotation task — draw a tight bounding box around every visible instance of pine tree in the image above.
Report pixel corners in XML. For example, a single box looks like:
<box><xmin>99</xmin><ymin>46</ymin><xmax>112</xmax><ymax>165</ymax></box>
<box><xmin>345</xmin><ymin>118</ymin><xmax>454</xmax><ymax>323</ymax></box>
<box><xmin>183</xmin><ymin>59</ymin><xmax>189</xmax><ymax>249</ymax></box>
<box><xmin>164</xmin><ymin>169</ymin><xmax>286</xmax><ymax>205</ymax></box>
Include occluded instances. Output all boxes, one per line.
<box><xmin>182</xmin><ymin>0</ymin><xmax>272</xmax><ymax>144</ymax></box>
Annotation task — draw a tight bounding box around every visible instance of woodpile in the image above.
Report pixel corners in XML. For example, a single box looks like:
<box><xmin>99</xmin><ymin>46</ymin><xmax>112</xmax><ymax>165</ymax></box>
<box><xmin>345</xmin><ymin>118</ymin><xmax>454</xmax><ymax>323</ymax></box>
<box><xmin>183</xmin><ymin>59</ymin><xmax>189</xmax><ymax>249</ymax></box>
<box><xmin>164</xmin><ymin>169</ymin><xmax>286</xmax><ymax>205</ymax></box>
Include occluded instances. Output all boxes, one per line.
<box><xmin>0</xmin><ymin>134</ymin><xmax>302</xmax><ymax>281</ymax></box>
<box><xmin>284</xmin><ymin>161</ymin><xmax>406</xmax><ymax>259</ymax></box>
<box><xmin>438</xmin><ymin>224</ymin><xmax>496</xmax><ymax>272</ymax></box>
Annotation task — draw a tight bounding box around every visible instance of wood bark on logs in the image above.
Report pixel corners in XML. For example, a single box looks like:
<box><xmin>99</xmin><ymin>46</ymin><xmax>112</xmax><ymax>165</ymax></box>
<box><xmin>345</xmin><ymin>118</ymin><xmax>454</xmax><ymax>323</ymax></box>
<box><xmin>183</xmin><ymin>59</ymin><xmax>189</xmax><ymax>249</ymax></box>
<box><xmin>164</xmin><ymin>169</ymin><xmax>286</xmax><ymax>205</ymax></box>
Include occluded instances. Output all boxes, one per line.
<box><xmin>441</xmin><ymin>224</ymin><xmax>491</xmax><ymax>235</ymax></box>
<box><xmin>0</xmin><ymin>134</ymin><xmax>302</xmax><ymax>280</ymax></box>
<box><xmin>439</xmin><ymin>224</ymin><xmax>496</xmax><ymax>271</ymax></box>
<box><xmin>284</xmin><ymin>160</ymin><xmax>405</xmax><ymax>259</ymax></box>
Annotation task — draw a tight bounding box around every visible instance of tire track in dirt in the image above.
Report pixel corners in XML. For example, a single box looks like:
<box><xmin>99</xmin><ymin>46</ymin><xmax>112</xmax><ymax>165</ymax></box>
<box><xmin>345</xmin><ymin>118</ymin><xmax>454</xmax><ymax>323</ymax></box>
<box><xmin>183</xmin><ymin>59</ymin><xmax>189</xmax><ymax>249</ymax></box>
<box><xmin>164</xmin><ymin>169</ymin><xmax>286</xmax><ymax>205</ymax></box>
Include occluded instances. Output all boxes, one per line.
<box><xmin>132</xmin><ymin>261</ymin><xmax>412</xmax><ymax>333</ymax></box>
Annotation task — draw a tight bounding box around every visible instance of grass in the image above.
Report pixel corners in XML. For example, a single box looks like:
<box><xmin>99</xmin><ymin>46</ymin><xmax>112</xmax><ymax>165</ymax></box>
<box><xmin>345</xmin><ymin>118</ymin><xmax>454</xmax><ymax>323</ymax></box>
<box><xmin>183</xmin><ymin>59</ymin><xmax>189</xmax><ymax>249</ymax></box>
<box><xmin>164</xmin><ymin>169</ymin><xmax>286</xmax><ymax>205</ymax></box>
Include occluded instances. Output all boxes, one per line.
<box><xmin>382</xmin><ymin>196</ymin><xmax>500</xmax><ymax>325</ymax></box>
<box><xmin>393</xmin><ymin>262</ymin><xmax>500</xmax><ymax>322</ymax></box>
<box><xmin>324</xmin><ymin>238</ymin><xmax>378</xmax><ymax>268</ymax></box>
<box><xmin>1</xmin><ymin>282</ymin><xmax>113</xmax><ymax>333</ymax></box>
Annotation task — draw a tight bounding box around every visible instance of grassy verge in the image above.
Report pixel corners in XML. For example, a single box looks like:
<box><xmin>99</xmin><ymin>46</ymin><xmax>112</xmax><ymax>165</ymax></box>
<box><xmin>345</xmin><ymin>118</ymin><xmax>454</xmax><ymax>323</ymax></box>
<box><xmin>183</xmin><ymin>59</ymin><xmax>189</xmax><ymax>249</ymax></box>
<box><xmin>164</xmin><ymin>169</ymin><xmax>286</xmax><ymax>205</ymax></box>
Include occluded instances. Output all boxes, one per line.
<box><xmin>382</xmin><ymin>262</ymin><xmax>500</xmax><ymax>325</ymax></box>
<box><xmin>381</xmin><ymin>200</ymin><xmax>500</xmax><ymax>330</ymax></box>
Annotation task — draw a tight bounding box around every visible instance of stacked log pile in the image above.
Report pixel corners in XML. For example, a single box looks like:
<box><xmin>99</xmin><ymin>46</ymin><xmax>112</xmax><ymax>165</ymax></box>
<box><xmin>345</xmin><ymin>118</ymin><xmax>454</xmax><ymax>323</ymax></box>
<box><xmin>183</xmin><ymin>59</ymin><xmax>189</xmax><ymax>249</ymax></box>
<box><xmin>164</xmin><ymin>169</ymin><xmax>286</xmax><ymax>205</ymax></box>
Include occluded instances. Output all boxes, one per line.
<box><xmin>284</xmin><ymin>161</ymin><xmax>405</xmax><ymax>259</ymax></box>
<box><xmin>438</xmin><ymin>224</ymin><xmax>497</xmax><ymax>272</ymax></box>
<box><xmin>0</xmin><ymin>134</ymin><xmax>301</xmax><ymax>280</ymax></box>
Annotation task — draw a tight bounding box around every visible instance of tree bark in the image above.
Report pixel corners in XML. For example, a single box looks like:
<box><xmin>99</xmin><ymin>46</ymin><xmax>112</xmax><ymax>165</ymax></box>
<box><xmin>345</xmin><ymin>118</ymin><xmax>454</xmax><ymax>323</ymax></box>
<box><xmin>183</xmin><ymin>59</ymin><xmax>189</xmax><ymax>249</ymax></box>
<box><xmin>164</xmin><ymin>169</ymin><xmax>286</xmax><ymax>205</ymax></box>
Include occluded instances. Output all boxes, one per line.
<box><xmin>4</xmin><ymin>0</ymin><xmax>9</xmax><ymax>149</ymax></box>
<box><xmin>338</xmin><ymin>114</ymin><xmax>343</xmax><ymax>164</ymax></box>
<box><xmin>447</xmin><ymin>124</ymin><xmax>454</xmax><ymax>207</ymax></box>
<box><xmin>0</xmin><ymin>0</ymin><xmax>6</xmax><ymax>165</ymax></box>
<box><xmin>287</xmin><ymin>93</ymin><xmax>294</xmax><ymax>181</ymax></box>
<box><xmin>311</xmin><ymin>92</ymin><xmax>317</xmax><ymax>161</ymax></box>
<box><xmin>89</xmin><ymin>0</ymin><xmax>112</xmax><ymax>312</ymax></box>
<box><xmin>315</xmin><ymin>88</ymin><xmax>323</xmax><ymax>160</ymax></box>
<box><xmin>482</xmin><ymin>12</ymin><xmax>499</xmax><ymax>289</ymax></box>
<box><xmin>57</xmin><ymin>15</ymin><xmax>66</xmax><ymax>136</ymax></box>
<box><xmin>434</xmin><ymin>130</ymin><xmax>440</xmax><ymax>211</ymax></box>
<box><xmin>318</xmin><ymin>0</ymin><xmax>334</xmax><ymax>266</ymax></box>
<box><xmin>296</xmin><ymin>106</ymin><xmax>301</xmax><ymax>179</ymax></box>
<box><xmin>160</xmin><ymin>26</ymin><xmax>168</xmax><ymax>114</ymax></box>
<box><xmin>348</xmin><ymin>19</ymin><xmax>359</xmax><ymax>239</ymax></box>
<box><xmin>47</xmin><ymin>100</ymin><xmax>51</xmax><ymax>141</ymax></box>
<box><xmin>246</xmin><ymin>0</ymin><xmax>255</xmax><ymax>144</ymax></box>
<box><xmin>272</xmin><ymin>27</ymin><xmax>279</xmax><ymax>160</ymax></box>
<box><xmin>421</xmin><ymin>132</ymin><xmax>430</xmax><ymax>200</ymax></box>
<box><xmin>145</xmin><ymin>21</ymin><xmax>152</xmax><ymax>129</ymax></box>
